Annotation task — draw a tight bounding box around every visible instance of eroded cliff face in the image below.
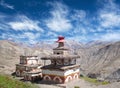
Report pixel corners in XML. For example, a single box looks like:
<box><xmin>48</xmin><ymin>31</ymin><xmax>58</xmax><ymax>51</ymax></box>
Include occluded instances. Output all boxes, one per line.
<box><xmin>77</xmin><ymin>41</ymin><xmax>120</xmax><ymax>82</ymax></box>
<box><xmin>0</xmin><ymin>40</ymin><xmax>120</xmax><ymax>82</ymax></box>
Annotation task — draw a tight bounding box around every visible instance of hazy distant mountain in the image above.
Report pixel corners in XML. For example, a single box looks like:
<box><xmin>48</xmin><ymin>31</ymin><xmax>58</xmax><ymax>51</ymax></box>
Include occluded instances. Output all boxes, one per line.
<box><xmin>0</xmin><ymin>40</ymin><xmax>120</xmax><ymax>82</ymax></box>
<box><xmin>0</xmin><ymin>40</ymin><xmax>48</xmax><ymax>74</ymax></box>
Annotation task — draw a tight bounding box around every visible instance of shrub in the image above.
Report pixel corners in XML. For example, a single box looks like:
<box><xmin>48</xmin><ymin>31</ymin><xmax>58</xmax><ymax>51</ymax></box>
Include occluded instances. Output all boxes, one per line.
<box><xmin>80</xmin><ymin>76</ymin><xmax>109</xmax><ymax>85</ymax></box>
<box><xmin>80</xmin><ymin>74</ymin><xmax>84</xmax><ymax>77</ymax></box>
<box><xmin>74</xmin><ymin>86</ymin><xmax>80</xmax><ymax>88</ymax></box>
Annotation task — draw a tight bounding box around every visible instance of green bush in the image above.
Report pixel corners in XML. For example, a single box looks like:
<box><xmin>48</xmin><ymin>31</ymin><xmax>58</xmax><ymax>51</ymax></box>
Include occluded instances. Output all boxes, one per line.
<box><xmin>101</xmin><ymin>81</ymin><xmax>109</xmax><ymax>85</ymax></box>
<box><xmin>80</xmin><ymin>74</ymin><xmax>84</xmax><ymax>77</ymax></box>
<box><xmin>74</xmin><ymin>86</ymin><xmax>80</xmax><ymax>88</ymax></box>
<box><xmin>80</xmin><ymin>76</ymin><xmax>109</xmax><ymax>85</ymax></box>
<box><xmin>0</xmin><ymin>75</ymin><xmax>38</xmax><ymax>88</ymax></box>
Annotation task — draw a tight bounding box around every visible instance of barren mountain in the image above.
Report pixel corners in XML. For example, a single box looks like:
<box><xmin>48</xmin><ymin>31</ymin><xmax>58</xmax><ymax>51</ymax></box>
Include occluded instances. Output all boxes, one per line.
<box><xmin>77</xmin><ymin>41</ymin><xmax>120</xmax><ymax>82</ymax></box>
<box><xmin>0</xmin><ymin>40</ymin><xmax>49</xmax><ymax>74</ymax></box>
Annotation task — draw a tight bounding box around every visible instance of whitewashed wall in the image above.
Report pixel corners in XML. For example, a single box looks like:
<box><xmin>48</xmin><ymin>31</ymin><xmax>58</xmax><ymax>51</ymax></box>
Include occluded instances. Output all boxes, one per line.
<box><xmin>27</xmin><ymin>57</ymin><xmax>38</xmax><ymax>65</ymax></box>
<box><xmin>64</xmin><ymin>69</ymin><xmax>79</xmax><ymax>76</ymax></box>
<box><xmin>27</xmin><ymin>60</ymin><xmax>37</xmax><ymax>65</ymax></box>
<box><xmin>42</xmin><ymin>68</ymin><xmax>79</xmax><ymax>76</ymax></box>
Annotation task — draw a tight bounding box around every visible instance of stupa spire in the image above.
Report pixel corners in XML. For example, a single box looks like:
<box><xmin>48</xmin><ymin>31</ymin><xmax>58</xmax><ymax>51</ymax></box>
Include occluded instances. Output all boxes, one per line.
<box><xmin>57</xmin><ymin>36</ymin><xmax>65</xmax><ymax>47</ymax></box>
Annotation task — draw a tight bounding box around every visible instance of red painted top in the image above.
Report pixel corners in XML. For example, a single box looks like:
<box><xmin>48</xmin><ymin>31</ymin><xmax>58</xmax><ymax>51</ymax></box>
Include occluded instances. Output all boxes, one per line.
<box><xmin>57</xmin><ymin>36</ymin><xmax>65</xmax><ymax>42</ymax></box>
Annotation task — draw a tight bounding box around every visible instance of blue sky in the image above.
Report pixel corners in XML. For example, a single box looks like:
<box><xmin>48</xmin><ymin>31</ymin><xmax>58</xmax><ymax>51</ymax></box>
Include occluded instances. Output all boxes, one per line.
<box><xmin>0</xmin><ymin>0</ymin><xmax>120</xmax><ymax>44</ymax></box>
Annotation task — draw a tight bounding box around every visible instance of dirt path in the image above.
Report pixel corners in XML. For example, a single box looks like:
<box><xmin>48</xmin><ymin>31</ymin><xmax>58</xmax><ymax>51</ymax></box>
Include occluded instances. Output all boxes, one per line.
<box><xmin>65</xmin><ymin>79</ymin><xmax>96</xmax><ymax>88</ymax></box>
<box><xmin>36</xmin><ymin>79</ymin><xmax>96</xmax><ymax>88</ymax></box>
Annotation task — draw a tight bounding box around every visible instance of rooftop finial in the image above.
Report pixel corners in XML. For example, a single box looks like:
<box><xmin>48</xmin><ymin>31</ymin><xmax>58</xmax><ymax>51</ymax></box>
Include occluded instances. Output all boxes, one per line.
<box><xmin>56</xmin><ymin>36</ymin><xmax>65</xmax><ymax>47</ymax></box>
<box><xmin>57</xmin><ymin>36</ymin><xmax>64</xmax><ymax>43</ymax></box>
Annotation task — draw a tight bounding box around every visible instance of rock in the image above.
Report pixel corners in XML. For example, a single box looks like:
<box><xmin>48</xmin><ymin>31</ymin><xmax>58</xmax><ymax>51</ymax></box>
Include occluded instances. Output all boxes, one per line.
<box><xmin>105</xmin><ymin>69</ymin><xmax>120</xmax><ymax>82</ymax></box>
<box><xmin>87</xmin><ymin>73</ymin><xmax>100</xmax><ymax>79</ymax></box>
<box><xmin>0</xmin><ymin>66</ymin><xmax>4</xmax><ymax>68</ymax></box>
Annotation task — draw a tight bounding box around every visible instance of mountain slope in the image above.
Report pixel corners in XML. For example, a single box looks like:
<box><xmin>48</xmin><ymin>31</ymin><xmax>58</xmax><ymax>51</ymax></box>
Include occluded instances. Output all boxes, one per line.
<box><xmin>77</xmin><ymin>41</ymin><xmax>120</xmax><ymax>82</ymax></box>
<box><xmin>0</xmin><ymin>40</ymin><xmax>47</xmax><ymax>74</ymax></box>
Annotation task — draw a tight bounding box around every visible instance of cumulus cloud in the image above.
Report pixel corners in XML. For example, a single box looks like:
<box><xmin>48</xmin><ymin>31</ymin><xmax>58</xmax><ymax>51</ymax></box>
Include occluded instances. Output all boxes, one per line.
<box><xmin>0</xmin><ymin>0</ymin><xmax>14</xmax><ymax>9</ymax></box>
<box><xmin>22</xmin><ymin>32</ymin><xmax>40</xmax><ymax>39</ymax></box>
<box><xmin>67</xmin><ymin>35</ymin><xmax>87</xmax><ymax>42</ymax></box>
<box><xmin>8</xmin><ymin>15</ymin><xmax>43</xmax><ymax>31</ymax></box>
<box><xmin>70</xmin><ymin>9</ymin><xmax>92</xmax><ymax>35</ymax></box>
<box><xmin>71</xmin><ymin>10</ymin><xmax>86</xmax><ymax>21</ymax></box>
<box><xmin>0</xmin><ymin>0</ymin><xmax>120</xmax><ymax>44</ymax></box>
<box><xmin>46</xmin><ymin>31</ymin><xmax>58</xmax><ymax>37</ymax></box>
<box><xmin>98</xmin><ymin>0</ymin><xmax>120</xmax><ymax>28</ymax></box>
<box><xmin>0</xmin><ymin>14</ymin><xmax>43</xmax><ymax>44</ymax></box>
<box><xmin>100</xmin><ymin>13</ymin><xmax>120</xmax><ymax>28</ymax></box>
<box><xmin>21</xmin><ymin>32</ymin><xmax>41</xmax><ymax>44</ymax></box>
<box><xmin>96</xmin><ymin>32</ymin><xmax>120</xmax><ymax>41</ymax></box>
<box><xmin>45</xmin><ymin>2</ymin><xmax>72</xmax><ymax>32</ymax></box>
<box><xmin>45</xmin><ymin>1</ymin><xmax>120</xmax><ymax>42</ymax></box>
<box><xmin>1</xmin><ymin>32</ymin><xmax>41</xmax><ymax>44</ymax></box>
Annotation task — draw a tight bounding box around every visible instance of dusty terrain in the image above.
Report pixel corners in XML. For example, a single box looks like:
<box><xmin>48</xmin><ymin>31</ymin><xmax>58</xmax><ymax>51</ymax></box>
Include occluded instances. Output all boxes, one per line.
<box><xmin>35</xmin><ymin>79</ymin><xmax>95</xmax><ymax>88</ymax></box>
<box><xmin>35</xmin><ymin>79</ymin><xmax>120</xmax><ymax>88</ymax></box>
<box><xmin>0</xmin><ymin>40</ymin><xmax>49</xmax><ymax>75</ymax></box>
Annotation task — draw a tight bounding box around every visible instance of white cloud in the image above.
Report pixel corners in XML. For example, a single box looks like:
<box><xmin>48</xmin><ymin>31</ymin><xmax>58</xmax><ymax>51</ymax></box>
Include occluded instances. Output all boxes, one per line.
<box><xmin>1</xmin><ymin>0</ymin><xmax>120</xmax><ymax>44</ymax></box>
<box><xmin>45</xmin><ymin>2</ymin><xmax>72</xmax><ymax>32</ymax></box>
<box><xmin>71</xmin><ymin>10</ymin><xmax>88</xmax><ymax>34</ymax></box>
<box><xmin>98</xmin><ymin>32</ymin><xmax>120</xmax><ymax>41</ymax></box>
<box><xmin>46</xmin><ymin>31</ymin><xmax>58</xmax><ymax>37</ymax></box>
<box><xmin>71</xmin><ymin>10</ymin><xmax>86</xmax><ymax>21</ymax></box>
<box><xmin>68</xmin><ymin>35</ymin><xmax>87</xmax><ymax>42</ymax></box>
<box><xmin>22</xmin><ymin>32</ymin><xmax>40</xmax><ymax>39</ymax></box>
<box><xmin>0</xmin><ymin>0</ymin><xmax>14</xmax><ymax>9</ymax></box>
<box><xmin>73</xmin><ymin>25</ymin><xmax>87</xmax><ymax>35</ymax></box>
<box><xmin>1</xmin><ymin>32</ymin><xmax>41</xmax><ymax>44</ymax></box>
<box><xmin>8</xmin><ymin>15</ymin><xmax>43</xmax><ymax>31</ymax></box>
<box><xmin>100</xmin><ymin>12</ymin><xmax>120</xmax><ymax>28</ymax></box>
<box><xmin>99</xmin><ymin>0</ymin><xmax>120</xmax><ymax>28</ymax></box>
<box><xmin>22</xmin><ymin>32</ymin><xmax>40</xmax><ymax>44</ymax></box>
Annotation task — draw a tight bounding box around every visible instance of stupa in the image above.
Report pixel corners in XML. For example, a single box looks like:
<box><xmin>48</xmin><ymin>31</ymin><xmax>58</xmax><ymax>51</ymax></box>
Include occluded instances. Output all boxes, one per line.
<box><xmin>41</xmin><ymin>36</ymin><xmax>80</xmax><ymax>83</ymax></box>
<box><xmin>16</xmin><ymin>56</ymin><xmax>42</xmax><ymax>81</ymax></box>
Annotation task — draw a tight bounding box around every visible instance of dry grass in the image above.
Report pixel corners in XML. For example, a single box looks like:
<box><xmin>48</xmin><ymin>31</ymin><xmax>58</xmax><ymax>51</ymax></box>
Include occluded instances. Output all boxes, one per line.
<box><xmin>80</xmin><ymin>76</ymin><xmax>109</xmax><ymax>85</ymax></box>
<box><xmin>0</xmin><ymin>74</ymin><xmax>38</xmax><ymax>88</ymax></box>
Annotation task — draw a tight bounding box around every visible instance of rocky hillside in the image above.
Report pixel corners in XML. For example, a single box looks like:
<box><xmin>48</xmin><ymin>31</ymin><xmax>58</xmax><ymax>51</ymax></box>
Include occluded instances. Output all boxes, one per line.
<box><xmin>77</xmin><ymin>41</ymin><xmax>120</xmax><ymax>82</ymax></box>
<box><xmin>0</xmin><ymin>40</ymin><xmax>49</xmax><ymax>74</ymax></box>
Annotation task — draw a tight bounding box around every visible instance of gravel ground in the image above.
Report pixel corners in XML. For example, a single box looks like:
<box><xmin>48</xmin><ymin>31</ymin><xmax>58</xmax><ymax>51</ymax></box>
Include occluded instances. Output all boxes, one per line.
<box><xmin>36</xmin><ymin>79</ymin><xmax>96</xmax><ymax>88</ymax></box>
<box><xmin>35</xmin><ymin>79</ymin><xmax>120</xmax><ymax>88</ymax></box>
<box><xmin>97</xmin><ymin>82</ymin><xmax>120</xmax><ymax>88</ymax></box>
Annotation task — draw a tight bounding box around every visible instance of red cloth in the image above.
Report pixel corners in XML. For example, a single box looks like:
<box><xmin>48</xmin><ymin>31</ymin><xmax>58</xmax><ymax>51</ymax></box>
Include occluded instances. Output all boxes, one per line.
<box><xmin>57</xmin><ymin>36</ymin><xmax>64</xmax><ymax>42</ymax></box>
<box><xmin>57</xmin><ymin>39</ymin><xmax>64</xmax><ymax>42</ymax></box>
